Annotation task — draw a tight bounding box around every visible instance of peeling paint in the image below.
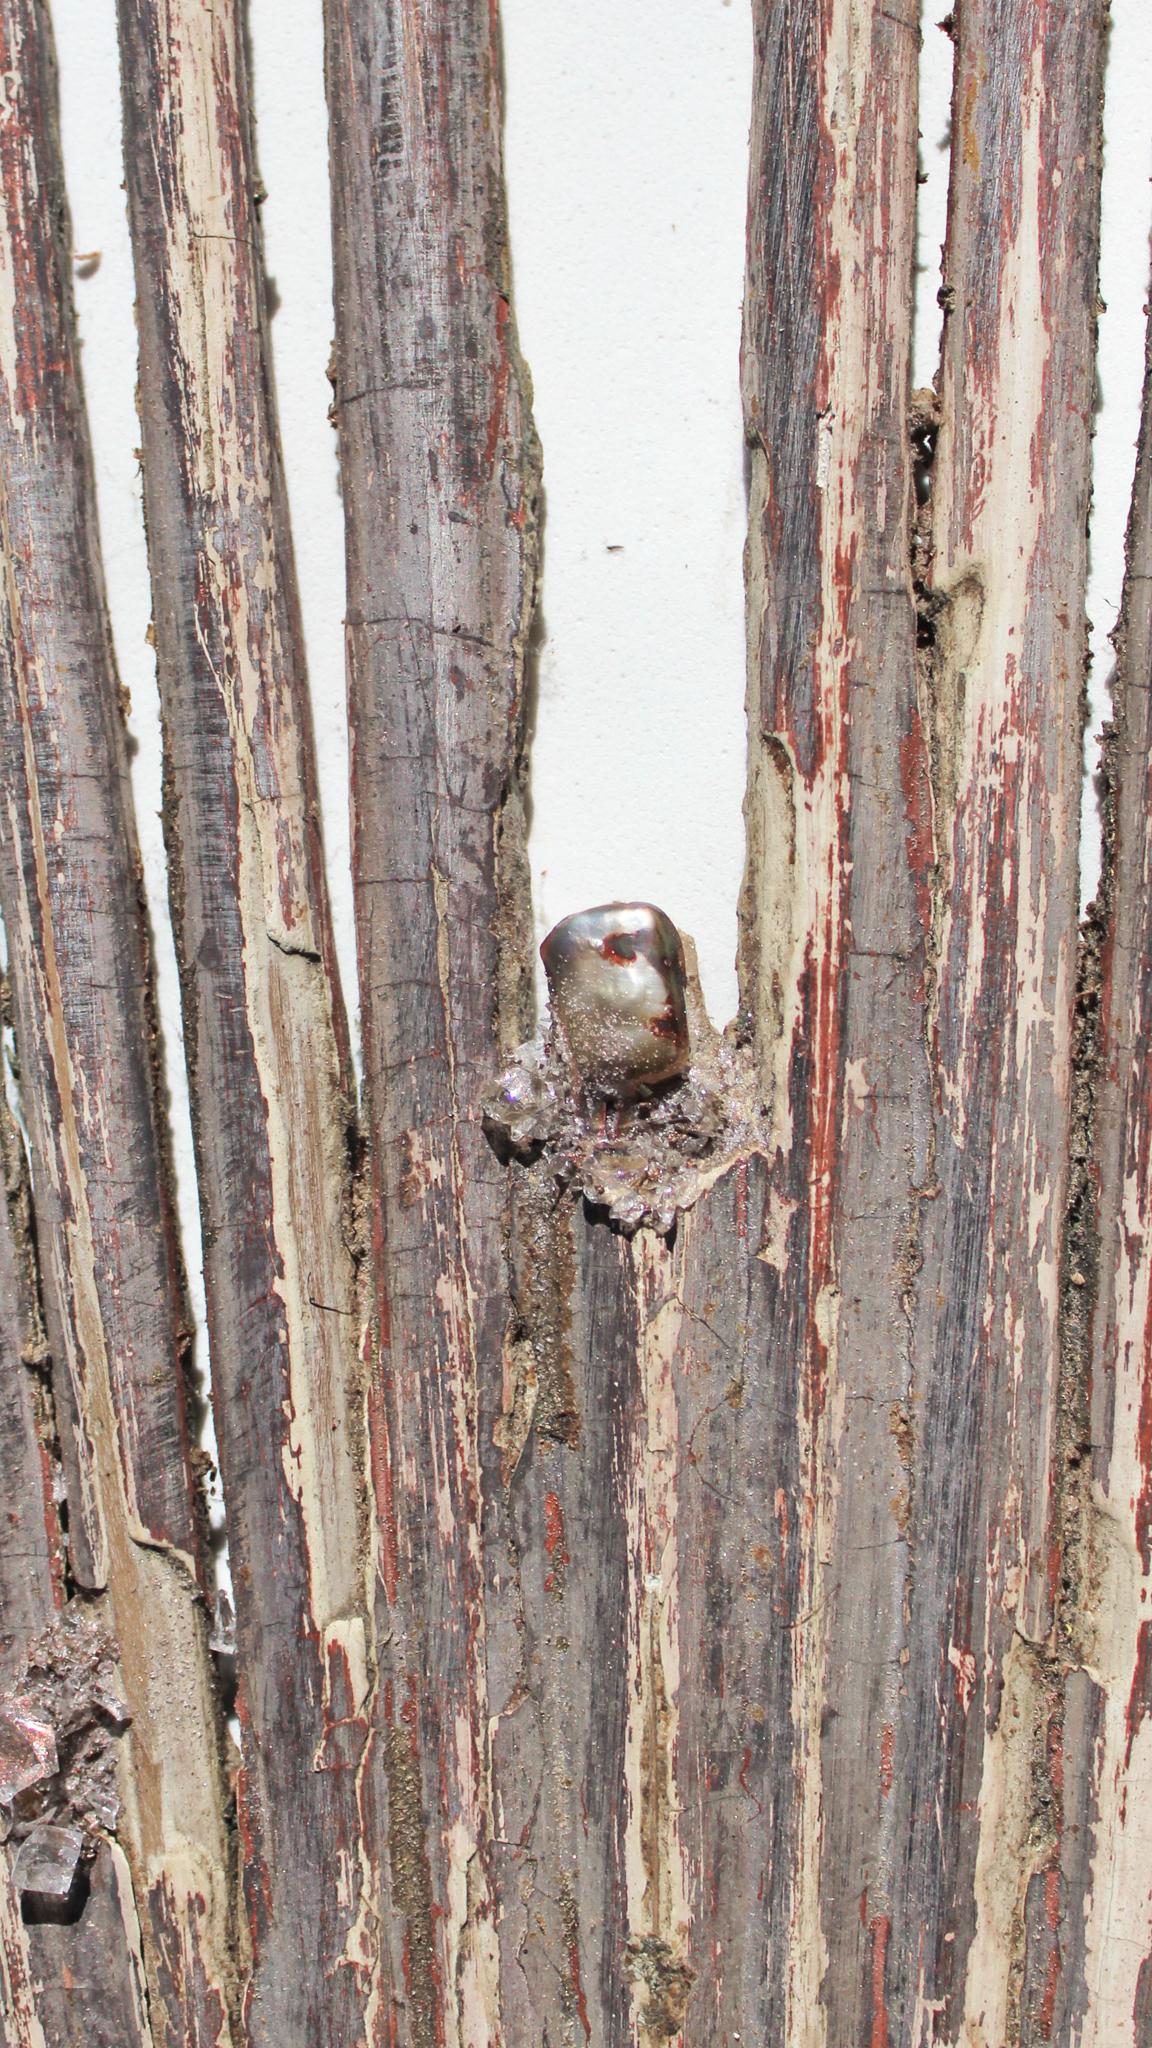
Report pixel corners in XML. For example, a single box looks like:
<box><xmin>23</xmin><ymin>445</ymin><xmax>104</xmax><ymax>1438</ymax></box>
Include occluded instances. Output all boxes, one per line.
<box><xmin>622</xmin><ymin>1233</ymin><xmax>693</xmax><ymax>2041</ymax></box>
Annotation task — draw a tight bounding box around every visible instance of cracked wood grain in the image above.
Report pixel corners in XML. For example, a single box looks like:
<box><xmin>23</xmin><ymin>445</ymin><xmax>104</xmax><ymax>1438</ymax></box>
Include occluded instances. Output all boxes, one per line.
<box><xmin>0</xmin><ymin>1001</ymin><xmax>152</xmax><ymax>2048</ymax></box>
<box><xmin>325</xmin><ymin>0</ymin><xmax>540</xmax><ymax>2038</ymax></box>
<box><xmin>739</xmin><ymin>0</ymin><xmax>931</xmax><ymax>2035</ymax></box>
<box><xmin>738</xmin><ymin>0</ymin><xmax>1105</xmax><ymax>2037</ymax></box>
<box><xmin>0</xmin><ymin>0</ymin><xmax>1112</xmax><ymax>2036</ymax></box>
<box><xmin>907</xmin><ymin>4</ymin><xmax>1105</xmax><ymax>2038</ymax></box>
<box><xmin>1065</xmin><ymin>289</ymin><xmax>1152</xmax><ymax>2046</ymax></box>
<box><xmin>504</xmin><ymin>1156</ymin><xmax>803</xmax><ymax>2046</ymax></box>
<box><xmin>0</xmin><ymin>1072</ymin><xmax>143</xmax><ymax>2048</ymax></box>
<box><xmin>0</xmin><ymin>4</ymin><xmax>235</xmax><ymax>2038</ymax></box>
<box><xmin>114</xmin><ymin>0</ymin><xmax>371</xmax><ymax>2039</ymax></box>
<box><xmin>0</xmin><ymin>1031</ymin><xmax>62</xmax><ymax>1687</ymax></box>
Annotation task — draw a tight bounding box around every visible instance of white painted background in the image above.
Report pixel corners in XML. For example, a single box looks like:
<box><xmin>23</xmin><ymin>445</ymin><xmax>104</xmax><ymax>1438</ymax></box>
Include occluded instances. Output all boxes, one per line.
<box><xmin>34</xmin><ymin>1</ymin><xmax>1152</xmax><ymax>1541</ymax></box>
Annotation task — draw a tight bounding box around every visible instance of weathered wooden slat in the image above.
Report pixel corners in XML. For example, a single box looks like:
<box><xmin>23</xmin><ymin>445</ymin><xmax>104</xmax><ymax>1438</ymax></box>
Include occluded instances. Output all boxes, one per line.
<box><xmin>0</xmin><ymin>6</ymin><xmax>235</xmax><ymax>2038</ymax></box>
<box><xmin>0</xmin><ymin>1074</ymin><xmax>135</xmax><ymax>2048</ymax></box>
<box><xmin>738</xmin><ymin>0</ymin><xmax>1105</xmax><ymax>2035</ymax></box>
<box><xmin>0</xmin><ymin>1023</ymin><xmax>154</xmax><ymax>2048</ymax></box>
<box><xmin>114</xmin><ymin>0</ymin><xmax>371</xmax><ymax>2037</ymax></box>
<box><xmin>903</xmin><ymin>5</ymin><xmax>1105</xmax><ymax>2037</ymax></box>
<box><xmin>0</xmin><ymin>1044</ymin><xmax>61</xmax><ymax>1683</ymax></box>
<box><xmin>2</xmin><ymin>1839</ymin><xmax>155</xmax><ymax>2048</ymax></box>
<box><xmin>519</xmin><ymin>1159</ymin><xmax>808</xmax><ymax>2044</ymax></box>
<box><xmin>325</xmin><ymin>0</ymin><xmax>540</xmax><ymax>2035</ymax></box>
<box><xmin>739</xmin><ymin>0</ymin><xmax>931</xmax><ymax>2036</ymax></box>
<box><xmin>1066</xmin><ymin>296</ymin><xmax>1152</xmax><ymax>2043</ymax></box>
<box><xmin>494</xmin><ymin>1183</ymin><xmax>641</xmax><ymax>2045</ymax></box>
<box><xmin>0</xmin><ymin>12</ymin><xmax>204</xmax><ymax>1594</ymax></box>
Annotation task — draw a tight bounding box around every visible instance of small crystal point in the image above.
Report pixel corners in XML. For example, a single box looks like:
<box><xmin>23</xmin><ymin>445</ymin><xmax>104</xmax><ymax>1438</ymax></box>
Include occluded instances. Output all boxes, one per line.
<box><xmin>540</xmin><ymin>903</ymin><xmax>690</xmax><ymax>1100</ymax></box>
<box><xmin>582</xmin><ymin>1140</ymin><xmax>649</xmax><ymax>1214</ymax></box>
<box><xmin>0</xmin><ymin>1702</ymin><xmax>57</xmax><ymax>1808</ymax></box>
<box><xmin>482</xmin><ymin>1049</ymin><xmax>560</xmax><ymax>1153</ymax></box>
<box><xmin>12</xmin><ymin>1822</ymin><xmax>85</xmax><ymax>1903</ymax></box>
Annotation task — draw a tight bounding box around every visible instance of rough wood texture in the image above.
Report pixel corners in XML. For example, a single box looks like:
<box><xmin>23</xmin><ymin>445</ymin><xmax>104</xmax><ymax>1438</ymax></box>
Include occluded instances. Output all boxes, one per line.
<box><xmin>115</xmin><ymin>0</ymin><xmax>370</xmax><ymax>2039</ymax></box>
<box><xmin>738</xmin><ymin>0</ymin><xmax>1104</xmax><ymax>2037</ymax></box>
<box><xmin>909</xmin><ymin>5</ymin><xmax>1104</xmax><ymax>2037</ymax></box>
<box><xmin>325</xmin><ymin>0</ymin><xmax>540</xmax><ymax>2036</ymax></box>
<box><xmin>0</xmin><ymin>6</ymin><xmax>235</xmax><ymax>2038</ymax></box>
<box><xmin>0</xmin><ymin>1046</ymin><xmax>61</xmax><ymax>1682</ymax></box>
<box><xmin>739</xmin><ymin>0</ymin><xmax>931</xmax><ymax>2035</ymax></box>
<box><xmin>1067</xmin><ymin>297</ymin><xmax>1152</xmax><ymax>2043</ymax></box>
<box><xmin>498</xmin><ymin>1156</ymin><xmax>804</xmax><ymax>2044</ymax></box>
<box><xmin>0</xmin><ymin>0</ymin><xmax>1121</xmax><ymax>2035</ymax></box>
<box><xmin>0</xmin><ymin>1078</ymin><xmax>135</xmax><ymax>2048</ymax></box>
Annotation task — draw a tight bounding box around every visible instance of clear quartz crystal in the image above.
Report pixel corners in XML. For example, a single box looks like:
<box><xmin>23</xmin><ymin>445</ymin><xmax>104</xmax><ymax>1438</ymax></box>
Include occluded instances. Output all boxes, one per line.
<box><xmin>482</xmin><ymin>1049</ymin><xmax>559</xmax><ymax>1153</ymax></box>
<box><xmin>580</xmin><ymin>1142</ymin><xmax>650</xmax><ymax>1229</ymax></box>
<box><xmin>11</xmin><ymin>1822</ymin><xmax>85</xmax><ymax>1902</ymax></box>
<box><xmin>0</xmin><ymin>1702</ymin><xmax>57</xmax><ymax>1809</ymax></box>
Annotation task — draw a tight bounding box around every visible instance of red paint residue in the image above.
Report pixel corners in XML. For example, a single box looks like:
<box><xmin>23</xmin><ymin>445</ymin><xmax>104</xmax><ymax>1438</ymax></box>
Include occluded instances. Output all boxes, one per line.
<box><xmin>1037</xmin><ymin>1943</ymin><xmax>1061</xmax><ymax>2041</ymax></box>
<box><xmin>879</xmin><ymin>1722</ymin><xmax>895</xmax><ymax>1797</ymax></box>
<box><xmin>1135</xmin><ymin>1280</ymin><xmax>1152</xmax><ymax>1570</ymax></box>
<box><xmin>401</xmin><ymin>1673</ymin><xmax>421</xmax><ymax>1758</ymax></box>
<box><xmin>476</xmin><ymin>294</ymin><xmax>511</xmax><ymax>493</ymax></box>
<box><xmin>327</xmin><ymin>1637</ymin><xmax>354</xmax><ymax>1720</ymax></box>
<box><xmin>869</xmin><ymin>1915</ymin><xmax>891</xmax><ymax>2048</ymax></box>
<box><xmin>1125</xmin><ymin>1620</ymin><xmax>1152</xmax><ymax>1769</ymax></box>
<box><xmin>366</xmin><ymin>1370</ymin><xmax>399</xmax><ymax>1606</ymax></box>
<box><xmin>568</xmin><ymin>1927</ymin><xmax>592</xmax><ymax>2042</ymax></box>
<box><xmin>1046</xmin><ymin>1530</ymin><xmax>1063</xmax><ymax>1618</ymax></box>
<box><xmin>543</xmin><ymin>1490</ymin><xmax>569</xmax><ymax>1594</ymax></box>
<box><xmin>899</xmin><ymin>718</ymin><xmax>936</xmax><ymax>958</ymax></box>
<box><xmin>233</xmin><ymin>1690</ymin><xmax>274</xmax><ymax>1945</ymax></box>
<box><xmin>1035</xmin><ymin>1868</ymin><xmax>1063</xmax><ymax>2039</ymax></box>
<box><xmin>316</xmin><ymin>1637</ymin><xmax>370</xmax><ymax>1773</ymax></box>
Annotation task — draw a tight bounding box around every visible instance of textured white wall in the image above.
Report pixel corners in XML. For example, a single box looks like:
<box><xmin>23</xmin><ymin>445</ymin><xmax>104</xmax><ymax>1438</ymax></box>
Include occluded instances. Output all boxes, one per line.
<box><xmin>501</xmin><ymin>0</ymin><xmax>751</xmax><ymax>1027</ymax></box>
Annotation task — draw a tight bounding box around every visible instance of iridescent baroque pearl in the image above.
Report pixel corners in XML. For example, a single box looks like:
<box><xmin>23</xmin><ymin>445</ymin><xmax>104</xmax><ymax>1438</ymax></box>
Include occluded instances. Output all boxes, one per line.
<box><xmin>539</xmin><ymin>901</ymin><xmax>690</xmax><ymax>1101</ymax></box>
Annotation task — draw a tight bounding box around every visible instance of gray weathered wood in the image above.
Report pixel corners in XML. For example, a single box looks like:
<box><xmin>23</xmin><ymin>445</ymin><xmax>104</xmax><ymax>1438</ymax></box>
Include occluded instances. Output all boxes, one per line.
<box><xmin>0</xmin><ymin>3</ymin><xmax>235</xmax><ymax>2036</ymax></box>
<box><xmin>324</xmin><ymin>0</ymin><xmax>540</xmax><ymax>2035</ymax></box>
<box><xmin>0</xmin><ymin>0</ymin><xmax>1126</xmax><ymax>2035</ymax></box>
<box><xmin>903</xmin><ymin>4</ymin><xmax>1105</xmax><ymax>2036</ymax></box>
<box><xmin>738</xmin><ymin>0</ymin><xmax>930</xmax><ymax>2033</ymax></box>
<box><xmin>115</xmin><ymin>0</ymin><xmax>371</xmax><ymax>2037</ymax></box>
<box><xmin>0</xmin><ymin>1072</ymin><xmax>139</xmax><ymax>2048</ymax></box>
<box><xmin>1065</xmin><ymin>289</ymin><xmax>1152</xmax><ymax>2043</ymax></box>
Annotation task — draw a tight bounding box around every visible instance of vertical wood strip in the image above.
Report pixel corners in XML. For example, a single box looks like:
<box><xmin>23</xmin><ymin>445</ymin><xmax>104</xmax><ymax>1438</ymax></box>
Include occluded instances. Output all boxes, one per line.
<box><xmin>497</xmin><ymin>1192</ymin><xmax>640</xmax><ymax>2045</ymax></box>
<box><xmin>0</xmin><ymin>1081</ymin><xmax>147</xmax><ymax>2048</ymax></box>
<box><xmin>0</xmin><ymin>1079</ymin><xmax>59</xmax><ymax>2048</ymax></box>
<box><xmin>115</xmin><ymin>0</ymin><xmax>371</xmax><ymax>2037</ymax></box>
<box><xmin>741</xmin><ymin>0</ymin><xmax>929</xmax><ymax>2035</ymax></box>
<box><xmin>0</xmin><ymin>1052</ymin><xmax>62</xmax><ymax>1682</ymax></box>
<box><xmin>670</xmin><ymin>1159</ymin><xmax>804</xmax><ymax>2042</ymax></box>
<box><xmin>907</xmin><ymin>3</ymin><xmax>1105</xmax><ymax>2036</ymax></box>
<box><xmin>0</xmin><ymin>6</ymin><xmax>235</xmax><ymax>2038</ymax></box>
<box><xmin>1071</xmin><ymin>296</ymin><xmax>1152</xmax><ymax>2045</ymax></box>
<box><xmin>325</xmin><ymin>0</ymin><xmax>540</xmax><ymax>2036</ymax></box>
<box><xmin>742</xmin><ymin>0</ymin><xmax>1104</xmax><ymax>2030</ymax></box>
